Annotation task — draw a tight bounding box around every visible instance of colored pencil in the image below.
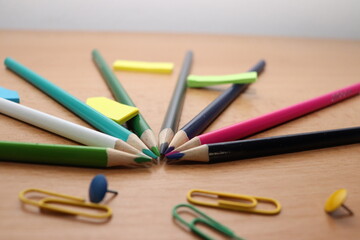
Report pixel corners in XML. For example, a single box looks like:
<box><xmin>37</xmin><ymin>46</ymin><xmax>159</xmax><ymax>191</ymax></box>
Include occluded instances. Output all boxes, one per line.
<box><xmin>4</xmin><ymin>57</ymin><xmax>157</xmax><ymax>159</ymax></box>
<box><xmin>92</xmin><ymin>49</ymin><xmax>160</xmax><ymax>157</ymax></box>
<box><xmin>171</xmin><ymin>82</ymin><xmax>360</xmax><ymax>152</ymax></box>
<box><xmin>0</xmin><ymin>141</ymin><xmax>152</xmax><ymax>168</ymax></box>
<box><xmin>165</xmin><ymin>60</ymin><xmax>266</xmax><ymax>154</ymax></box>
<box><xmin>0</xmin><ymin>97</ymin><xmax>147</xmax><ymax>157</ymax></box>
<box><xmin>167</xmin><ymin>126</ymin><xmax>360</xmax><ymax>163</ymax></box>
<box><xmin>159</xmin><ymin>51</ymin><xmax>193</xmax><ymax>155</ymax></box>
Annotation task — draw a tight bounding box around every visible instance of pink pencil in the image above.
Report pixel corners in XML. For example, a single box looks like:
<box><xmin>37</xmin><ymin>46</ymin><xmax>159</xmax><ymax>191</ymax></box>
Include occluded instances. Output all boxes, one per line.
<box><xmin>171</xmin><ymin>82</ymin><xmax>360</xmax><ymax>153</ymax></box>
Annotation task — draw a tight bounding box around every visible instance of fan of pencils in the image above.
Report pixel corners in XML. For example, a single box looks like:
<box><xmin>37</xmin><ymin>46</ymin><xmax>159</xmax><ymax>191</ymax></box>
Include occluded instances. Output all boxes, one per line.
<box><xmin>1</xmin><ymin>52</ymin><xmax>360</xmax><ymax>168</ymax></box>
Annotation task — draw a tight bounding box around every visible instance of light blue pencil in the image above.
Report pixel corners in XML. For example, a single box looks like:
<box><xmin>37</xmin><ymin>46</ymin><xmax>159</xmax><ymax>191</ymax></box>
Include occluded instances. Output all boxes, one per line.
<box><xmin>4</xmin><ymin>57</ymin><xmax>157</xmax><ymax>159</ymax></box>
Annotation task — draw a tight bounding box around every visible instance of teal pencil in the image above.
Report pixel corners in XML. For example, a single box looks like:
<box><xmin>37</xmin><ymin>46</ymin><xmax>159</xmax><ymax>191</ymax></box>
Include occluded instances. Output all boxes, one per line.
<box><xmin>0</xmin><ymin>141</ymin><xmax>152</xmax><ymax>168</ymax></box>
<box><xmin>4</xmin><ymin>57</ymin><xmax>157</xmax><ymax>159</ymax></box>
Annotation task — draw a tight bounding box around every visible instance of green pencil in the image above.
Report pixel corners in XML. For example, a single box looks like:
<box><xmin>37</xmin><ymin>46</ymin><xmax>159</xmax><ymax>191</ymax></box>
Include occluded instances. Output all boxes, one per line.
<box><xmin>92</xmin><ymin>49</ymin><xmax>160</xmax><ymax>157</ymax></box>
<box><xmin>4</xmin><ymin>57</ymin><xmax>157</xmax><ymax>159</ymax></box>
<box><xmin>0</xmin><ymin>141</ymin><xmax>152</xmax><ymax>168</ymax></box>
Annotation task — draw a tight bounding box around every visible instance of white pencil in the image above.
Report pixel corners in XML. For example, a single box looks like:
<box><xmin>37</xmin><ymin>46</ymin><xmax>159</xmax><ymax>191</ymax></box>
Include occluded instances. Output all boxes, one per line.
<box><xmin>0</xmin><ymin>97</ymin><xmax>148</xmax><ymax>157</ymax></box>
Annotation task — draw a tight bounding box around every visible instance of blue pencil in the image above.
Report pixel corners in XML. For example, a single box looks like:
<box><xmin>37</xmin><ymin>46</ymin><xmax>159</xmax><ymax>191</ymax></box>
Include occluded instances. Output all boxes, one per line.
<box><xmin>4</xmin><ymin>57</ymin><xmax>157</xmax><ymax>159</ymax></box>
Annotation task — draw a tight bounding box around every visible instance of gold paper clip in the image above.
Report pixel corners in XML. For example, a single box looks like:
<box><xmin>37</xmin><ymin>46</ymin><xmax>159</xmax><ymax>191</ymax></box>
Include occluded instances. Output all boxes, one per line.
<box><xmin>187</xmin><ymin>189</ymin><xmax>281</xmax><ymax>215</ymax></box>
<box><xmin>19</xmin><ymin>188</ymin><xmax>112</xmax><ymax>219</ymax></box>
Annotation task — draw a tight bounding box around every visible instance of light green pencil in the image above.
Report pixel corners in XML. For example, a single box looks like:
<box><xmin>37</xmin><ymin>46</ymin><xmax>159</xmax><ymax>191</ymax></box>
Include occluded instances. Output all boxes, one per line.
<box><xmin>4</xmin><ymin>57</ymin><xmax>157</xmax><ymax>159</ymax></box>
<box><xmin>0</xmin><ymin>141</ymin><xmax>152</xmax><ymax>168</ymax></box>
<box><xmin>92</xmin><ymin>49</ymin><xmax>160</xmax><ymax>157</ymax></box>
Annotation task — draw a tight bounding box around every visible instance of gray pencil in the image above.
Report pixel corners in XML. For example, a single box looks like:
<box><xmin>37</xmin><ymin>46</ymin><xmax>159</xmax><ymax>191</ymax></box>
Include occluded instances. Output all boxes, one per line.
<box><xmin>158</xmin><ymin>51</ymin><xmax>193</xmax><ymax>155</ymax></box>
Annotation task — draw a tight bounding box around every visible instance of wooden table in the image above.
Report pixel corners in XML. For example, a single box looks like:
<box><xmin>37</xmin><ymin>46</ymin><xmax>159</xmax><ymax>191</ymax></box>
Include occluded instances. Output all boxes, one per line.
<box><xmin>0</xmin><ymin>31</ymin><xmax>359</xmax><ymax>240</ymax></box>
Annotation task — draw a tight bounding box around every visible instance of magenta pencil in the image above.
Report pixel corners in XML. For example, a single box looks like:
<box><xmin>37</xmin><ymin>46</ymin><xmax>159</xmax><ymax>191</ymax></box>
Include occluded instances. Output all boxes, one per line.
<box><xmin>172</xmin><ymin>82</ymin><xmax>360</xmax><ymax>152</ymax></box>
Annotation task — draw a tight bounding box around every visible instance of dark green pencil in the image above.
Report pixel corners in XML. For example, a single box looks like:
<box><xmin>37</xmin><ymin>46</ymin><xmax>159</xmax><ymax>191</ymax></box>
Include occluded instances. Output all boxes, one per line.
<box><xmin>92</xmin><ymin>49</ymin><xmax>160</xmax><ymax>157</ymax></box>
<box><xmin>0</xmin><ymin>141</ymin><xmax>152</xmax><ymax>168</ymax></box>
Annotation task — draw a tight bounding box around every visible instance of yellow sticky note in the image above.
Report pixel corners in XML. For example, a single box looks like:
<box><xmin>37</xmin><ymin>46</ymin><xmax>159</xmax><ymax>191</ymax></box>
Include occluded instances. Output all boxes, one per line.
<box><xmin>86</xmin><ymin>97</ymin><xmax>139</xmax><ymax>124</ymax></box>
<box><xmin>113</xmin><ymin>60</ymin><xmax>174</xmax><ymax>74</ymax></box>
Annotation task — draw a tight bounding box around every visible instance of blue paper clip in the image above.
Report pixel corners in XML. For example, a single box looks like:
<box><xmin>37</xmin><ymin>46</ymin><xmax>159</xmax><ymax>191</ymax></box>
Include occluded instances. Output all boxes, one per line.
<box><xmin>172</xmin><ymin>203</ymin><xmax>245</xmax><ymax>240</ymax></box>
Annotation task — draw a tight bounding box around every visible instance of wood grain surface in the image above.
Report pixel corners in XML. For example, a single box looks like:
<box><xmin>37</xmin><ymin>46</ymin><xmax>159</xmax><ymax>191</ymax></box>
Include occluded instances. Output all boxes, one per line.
<box><xmin>0</xmin><ymin>31</ymin><xmax>359</xmax><ymax>240</ymax></box>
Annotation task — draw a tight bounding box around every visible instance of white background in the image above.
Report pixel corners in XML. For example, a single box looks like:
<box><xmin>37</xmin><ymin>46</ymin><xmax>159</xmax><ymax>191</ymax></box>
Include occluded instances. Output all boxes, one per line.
<box><xmin>0</xmin><ymin>0</ymin><xmax>359</xmax><ymax>39</ymax></box>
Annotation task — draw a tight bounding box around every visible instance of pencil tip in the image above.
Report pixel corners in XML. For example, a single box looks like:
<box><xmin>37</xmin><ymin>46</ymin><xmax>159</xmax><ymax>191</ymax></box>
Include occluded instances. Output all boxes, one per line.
<box><xmin>151</xmin><ymin>146</ymin><xmax>160</xmax><ymax>157</ymax></box>
<box><xmin>164</xmin><ymin>146</ymin><xmax>174</xmax><ymax>155</ymax></box>
<box><xmin>142</xmin><ymin>149</ymin><xmax>158</xmax><ymax>159</ymax></box>
<box><xmin>166</xmin><ymin>152</ymin><xmax>184</xmax><ymax>160</ymax></box>
<box><xmin>165</xmin><ymin>151</ymin><xmax>178</xmax><ymax>157</ymax></box>
<box><xmin>159</xmin><ymin>142</ymin><xmax>169</xmax><ymax>155</ymax></box>
<box><xmin>134</xmin><ymin>156</ymin><xmax>152</xmax><ymax>163</ymax></box>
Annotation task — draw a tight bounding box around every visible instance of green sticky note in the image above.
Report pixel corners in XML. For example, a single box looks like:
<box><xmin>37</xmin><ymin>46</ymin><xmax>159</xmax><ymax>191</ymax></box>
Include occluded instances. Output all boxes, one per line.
<box><xmin>187</xmin><ymin>71</ymin><xmax>257</xmax><ymax>88</ymax></box>
<box><xmin>86</xmin><ymin>97</ymin><xmax>139</xmax><ymax>124</ymax></box>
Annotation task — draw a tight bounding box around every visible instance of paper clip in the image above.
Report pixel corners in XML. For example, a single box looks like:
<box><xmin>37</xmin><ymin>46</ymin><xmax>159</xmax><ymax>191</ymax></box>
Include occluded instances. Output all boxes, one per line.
<box><xmin>173</xmin><ymin>203</ymin><xmax>245</xmax><ymax>240</ymax></box>
<box><xmin>187</xmin><ymin>189</ymin><xmax>281</xmax><ymax>215</ymax></box>
<box><xmin>19</xmin><ymin>188</ymin><xmax>112</xmax><ymax>219</ymax></box>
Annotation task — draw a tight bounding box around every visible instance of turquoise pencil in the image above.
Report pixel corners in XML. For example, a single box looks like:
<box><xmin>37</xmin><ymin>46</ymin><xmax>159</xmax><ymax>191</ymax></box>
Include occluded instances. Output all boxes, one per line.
<box><xmin>4</xmin><ymin>57</ymin><xmax>157</xmax><ymax>159</ymax></box>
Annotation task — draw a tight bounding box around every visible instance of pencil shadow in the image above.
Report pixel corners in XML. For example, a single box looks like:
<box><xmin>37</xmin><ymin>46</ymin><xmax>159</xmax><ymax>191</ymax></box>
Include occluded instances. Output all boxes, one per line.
<box><xmin>193</xmin><ymin>86</ymin><xmax>228</xmax><ymax>92</ymax></box>
<box><xmin>165</xmin><ymin>159</ymin><xmax>205</xmax><ymax>165</ymax></box>
<box><xmin>1</xmin><ymin>161</ymin><xmax>152</xmax><ymax>173</ymax></box>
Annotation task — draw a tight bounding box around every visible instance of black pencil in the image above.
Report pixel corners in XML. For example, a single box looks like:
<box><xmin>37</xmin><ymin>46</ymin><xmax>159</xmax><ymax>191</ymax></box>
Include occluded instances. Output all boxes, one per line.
<box><xmin>165</xmin><ymin>60</ymin><xmax>266</xmax><ymax>154</ymax></box>
<box><xmin>166</xmin><ymin>126</ymin><xmax>360</xmax><ymax>163</ymax></box>
<box><xmin>159</xmin><ymin>51</ymin><xmax>193</xmax><ymax>155</ymax></box>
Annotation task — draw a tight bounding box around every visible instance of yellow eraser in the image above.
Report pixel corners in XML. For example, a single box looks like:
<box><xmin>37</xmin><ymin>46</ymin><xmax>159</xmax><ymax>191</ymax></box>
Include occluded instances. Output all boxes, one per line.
<box><xmin>113</xmin><ymin>60</ymin><xmax>174</xmax><ymax>74</ymax></box>
<box><xmin>86</xmin><ymin>97</ymin><xmax>139</xmax><ymax>124</ymax></box>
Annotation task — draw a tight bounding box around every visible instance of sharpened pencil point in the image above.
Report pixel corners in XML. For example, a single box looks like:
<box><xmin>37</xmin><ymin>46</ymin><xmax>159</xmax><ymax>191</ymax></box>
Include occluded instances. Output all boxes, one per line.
<box><xmin>151</xmin><ymin>146</ymin><xmax>160</xmax><ymax>157</ymax></box>
<box><xmin>142</xmin><ymin>149</ymin><xmax>158</xmax><ymax>159</ymax></box>
<box><xmin>164</xmin><ymin>146</ymin><xmax>174</xmax><ymax>155</ymax></box>
<box><xmin>166</xmin><ymin>152</ymin><xmax>184</xmax><ymax>160</ymax></box>
<box><xmin>165</xmin><ymin>151</ymin><xmax>179</xmax><ymax>157</ymax></box>
<box><xmin>160</xmin><ymin>142</ymin><xmax>169</xmax><ymax>155</ymax></box>
<box><xmin>134</xmin><ymin>156</ymin><xmax>153</xmax><ymax>163</ymax></box>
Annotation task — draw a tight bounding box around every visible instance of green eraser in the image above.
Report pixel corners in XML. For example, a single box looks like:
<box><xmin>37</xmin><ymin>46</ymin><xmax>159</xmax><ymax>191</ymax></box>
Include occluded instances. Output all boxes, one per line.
<box><xmin>0</xmin><ymin>87</ymin><xmax>20</xmax><ymax>103</ymax></box>
<box><xmin>187</xmin><ymin>71</ymin><xmax>257</xmax><ymax>88</ymax></box>
<box><xmin>86</xmin><ymin>97</ymin><xmax>139</xmax><ymax>124</ymax></box>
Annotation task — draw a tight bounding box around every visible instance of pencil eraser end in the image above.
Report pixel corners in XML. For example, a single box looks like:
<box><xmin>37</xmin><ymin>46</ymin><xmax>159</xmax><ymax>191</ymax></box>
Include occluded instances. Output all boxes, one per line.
<box><xmin>0</xmin><ymin>87</ymin><xmax>20</xmax><ymax>103</ymax></box>
<box><xmin>86</xmin><ymin>97</ymin><xmax>139</xmax><ymax>124</ymax></box>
